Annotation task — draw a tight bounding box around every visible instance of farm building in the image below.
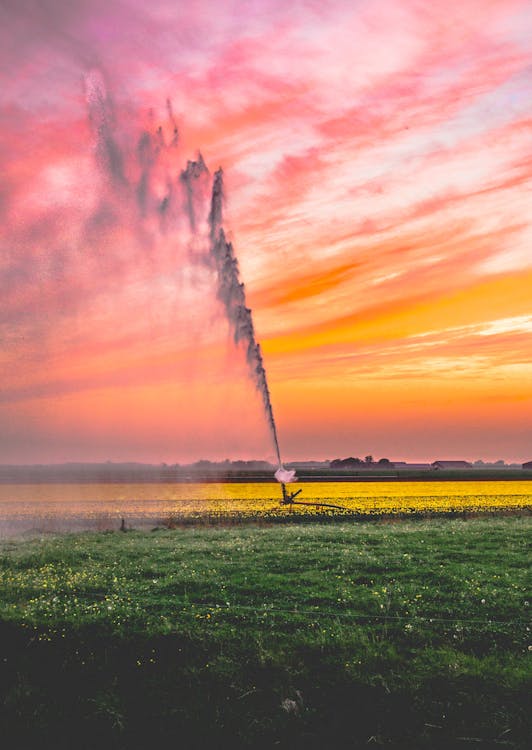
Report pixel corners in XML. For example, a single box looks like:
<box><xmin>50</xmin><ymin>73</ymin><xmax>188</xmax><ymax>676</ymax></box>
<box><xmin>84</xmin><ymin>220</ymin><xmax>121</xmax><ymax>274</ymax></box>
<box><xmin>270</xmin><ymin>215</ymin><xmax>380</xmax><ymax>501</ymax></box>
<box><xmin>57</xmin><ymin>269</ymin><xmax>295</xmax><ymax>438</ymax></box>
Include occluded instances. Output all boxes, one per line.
<box><xmin>393</xmin><ymin>462</ymin><xmax>432</xmax><ymax>470</ymax></box>
<box><xmin>522</xmin><ymin>461</ymin><xmax>532</xmax><ymax>469</ymax></box>
<box><xmin>432</xmin><ymin>460</ymin><xmax>472</xmax><ymax>470</ymax></box>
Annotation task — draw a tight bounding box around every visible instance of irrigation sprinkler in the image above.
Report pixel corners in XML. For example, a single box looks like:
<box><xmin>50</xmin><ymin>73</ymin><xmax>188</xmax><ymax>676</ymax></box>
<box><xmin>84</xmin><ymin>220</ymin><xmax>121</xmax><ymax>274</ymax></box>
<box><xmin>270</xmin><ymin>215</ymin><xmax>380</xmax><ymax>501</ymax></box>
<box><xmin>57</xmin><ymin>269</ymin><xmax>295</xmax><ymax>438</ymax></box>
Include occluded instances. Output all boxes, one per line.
<box><xmin>279</xmin><ymin>483</ymin><xmax>347</xmax><ymax>512</ymax></box>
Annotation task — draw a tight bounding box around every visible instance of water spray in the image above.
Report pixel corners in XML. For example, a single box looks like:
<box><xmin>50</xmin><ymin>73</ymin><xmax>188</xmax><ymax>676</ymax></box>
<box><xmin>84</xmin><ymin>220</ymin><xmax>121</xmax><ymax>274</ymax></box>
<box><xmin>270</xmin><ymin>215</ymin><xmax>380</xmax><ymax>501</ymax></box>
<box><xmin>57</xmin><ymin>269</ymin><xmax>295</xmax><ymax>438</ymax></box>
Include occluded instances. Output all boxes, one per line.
<box><xmin>84</xmin><ymin>75</ymin><xmax>340</xmax><ymax>509</ymax></box>
<box><xmin>207</xmin><ymin>169</ymin><xmax>291</xmax><ymax>480</ymax></box>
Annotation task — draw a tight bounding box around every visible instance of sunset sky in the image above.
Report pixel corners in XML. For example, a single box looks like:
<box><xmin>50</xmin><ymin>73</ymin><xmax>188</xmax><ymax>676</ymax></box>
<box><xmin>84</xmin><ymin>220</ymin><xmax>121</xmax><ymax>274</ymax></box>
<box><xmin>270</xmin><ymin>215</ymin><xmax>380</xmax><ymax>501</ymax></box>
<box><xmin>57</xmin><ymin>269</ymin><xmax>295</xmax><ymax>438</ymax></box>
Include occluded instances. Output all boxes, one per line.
<box><xmin>1</xmin><ymin>0</ymin><xmax>531</xmax><ymax>464</ymax></box>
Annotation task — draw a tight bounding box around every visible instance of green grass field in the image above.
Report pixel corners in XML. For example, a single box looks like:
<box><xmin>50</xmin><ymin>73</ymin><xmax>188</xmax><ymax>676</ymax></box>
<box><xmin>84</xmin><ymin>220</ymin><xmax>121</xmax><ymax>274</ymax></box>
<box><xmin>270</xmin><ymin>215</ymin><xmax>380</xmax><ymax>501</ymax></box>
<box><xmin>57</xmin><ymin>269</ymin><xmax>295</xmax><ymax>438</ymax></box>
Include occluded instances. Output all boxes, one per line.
<box><xmin>0</xmin><ymin>517</ymin><xmax>530</xmax><ymax>749</ymax></box>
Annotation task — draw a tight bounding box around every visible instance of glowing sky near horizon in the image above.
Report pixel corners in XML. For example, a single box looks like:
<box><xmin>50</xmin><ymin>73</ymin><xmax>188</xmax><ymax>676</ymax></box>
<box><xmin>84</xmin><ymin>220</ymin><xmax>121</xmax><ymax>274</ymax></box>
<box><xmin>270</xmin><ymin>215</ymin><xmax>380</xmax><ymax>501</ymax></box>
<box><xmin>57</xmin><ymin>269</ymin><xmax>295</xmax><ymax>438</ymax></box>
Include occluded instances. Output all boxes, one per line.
<box><xmin>1</xmin><ymin>0</ymin><xmax>531</xmax><ymax>464</ymax></box>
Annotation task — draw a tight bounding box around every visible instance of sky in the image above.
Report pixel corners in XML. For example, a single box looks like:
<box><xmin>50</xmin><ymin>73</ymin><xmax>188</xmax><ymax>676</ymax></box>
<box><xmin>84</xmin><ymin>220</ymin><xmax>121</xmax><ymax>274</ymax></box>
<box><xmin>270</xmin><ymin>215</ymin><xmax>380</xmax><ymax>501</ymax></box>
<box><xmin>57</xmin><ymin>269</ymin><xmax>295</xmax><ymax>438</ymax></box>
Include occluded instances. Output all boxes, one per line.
<box><xmin>1</xmin><ymin>0</ymin><xmax>531</xmax><ymax>464</ymax></box>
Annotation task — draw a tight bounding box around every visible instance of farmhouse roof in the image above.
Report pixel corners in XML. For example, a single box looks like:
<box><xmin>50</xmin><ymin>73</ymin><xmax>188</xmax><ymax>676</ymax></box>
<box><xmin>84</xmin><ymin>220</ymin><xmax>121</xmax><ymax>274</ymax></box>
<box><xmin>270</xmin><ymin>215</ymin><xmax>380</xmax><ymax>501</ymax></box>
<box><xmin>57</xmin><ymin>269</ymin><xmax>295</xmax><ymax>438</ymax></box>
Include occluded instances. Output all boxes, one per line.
<box><xmin>392</xmin><ymin>462</ymin><xmax>431</xmax><ymax>469</ymax></box>
<box><xmin>522</xmin><ymin>460</ymin><xmax>532</xmax><ymax>469</ymax></box>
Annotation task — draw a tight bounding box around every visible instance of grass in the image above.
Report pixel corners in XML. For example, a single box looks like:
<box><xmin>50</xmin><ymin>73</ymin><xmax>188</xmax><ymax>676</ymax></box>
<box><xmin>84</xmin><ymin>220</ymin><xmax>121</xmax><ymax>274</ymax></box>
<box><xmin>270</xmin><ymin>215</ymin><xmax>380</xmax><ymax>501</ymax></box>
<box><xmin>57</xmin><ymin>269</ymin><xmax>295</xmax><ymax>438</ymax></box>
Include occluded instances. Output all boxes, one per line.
<box><xmin>0</xmin><ymin>517</ymin><xmax>530</xmax><ymax>749</ymax></box>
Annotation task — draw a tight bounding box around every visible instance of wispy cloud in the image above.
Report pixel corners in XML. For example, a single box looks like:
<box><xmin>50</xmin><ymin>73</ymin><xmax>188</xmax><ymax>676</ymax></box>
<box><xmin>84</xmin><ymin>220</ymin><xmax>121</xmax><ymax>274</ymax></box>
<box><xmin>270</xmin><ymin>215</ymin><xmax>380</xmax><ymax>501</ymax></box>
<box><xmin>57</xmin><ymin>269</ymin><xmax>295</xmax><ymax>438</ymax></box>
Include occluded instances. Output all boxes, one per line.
<box><xmin>1</xmin><ymin>0</ymin><xmax>531</xmax><ymax>462</ymax></box>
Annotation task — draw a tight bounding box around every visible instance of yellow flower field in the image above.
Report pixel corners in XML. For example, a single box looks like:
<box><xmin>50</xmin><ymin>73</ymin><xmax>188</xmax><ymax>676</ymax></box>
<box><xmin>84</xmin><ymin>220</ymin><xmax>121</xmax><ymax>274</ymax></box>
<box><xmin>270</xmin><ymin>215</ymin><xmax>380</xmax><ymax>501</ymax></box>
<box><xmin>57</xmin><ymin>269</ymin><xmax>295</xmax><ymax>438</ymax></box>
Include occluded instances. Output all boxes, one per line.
<box><xmin>0</xmin><ymin>481</ymin><xmax>530</xmax><ymax>525</ymax></box>
<box><xmin>165</xmin><ymin>480</ymin><xmax>532</xmax><ymax>516</ymax></box>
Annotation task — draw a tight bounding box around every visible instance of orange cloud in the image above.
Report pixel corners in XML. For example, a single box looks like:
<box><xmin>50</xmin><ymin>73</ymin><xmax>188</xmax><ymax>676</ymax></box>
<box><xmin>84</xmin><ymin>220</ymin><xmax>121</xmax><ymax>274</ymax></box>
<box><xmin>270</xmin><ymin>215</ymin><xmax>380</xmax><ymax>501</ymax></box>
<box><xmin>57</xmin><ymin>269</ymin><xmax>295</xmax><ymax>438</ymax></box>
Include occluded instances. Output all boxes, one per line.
<box><xmin>1</xmin><ymin>0</ymin><xmax>531</xmax><ymax>462</ymax></box>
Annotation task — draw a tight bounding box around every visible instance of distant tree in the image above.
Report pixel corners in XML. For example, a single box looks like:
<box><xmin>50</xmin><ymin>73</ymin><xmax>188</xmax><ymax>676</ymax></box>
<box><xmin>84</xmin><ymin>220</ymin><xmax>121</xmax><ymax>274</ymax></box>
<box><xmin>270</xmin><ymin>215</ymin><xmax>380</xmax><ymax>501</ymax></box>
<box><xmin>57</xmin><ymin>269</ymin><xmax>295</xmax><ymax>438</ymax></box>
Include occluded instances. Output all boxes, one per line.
<box><xmin>474</xmin><ymin>460</ymin><xmax>484</xmax><ymax>466</ymax></box>
<box><xmin>494</xmin><ymin>459</ymin><xmax>505</xmax><ymax>466</ymax></box>
<box><xmin>378</xmin><ymin>458</ymin><xmax>390</xmax><ymax>465</ymax></box>
<box><xmin>330</xmin><ymin>457</ymin><xmax>363</xmax><ymax>468</ymax></box>
<box><xmin>364</xmin><ymin>455</ymin><xmax>374</xmax><ymax>464</ymax></box>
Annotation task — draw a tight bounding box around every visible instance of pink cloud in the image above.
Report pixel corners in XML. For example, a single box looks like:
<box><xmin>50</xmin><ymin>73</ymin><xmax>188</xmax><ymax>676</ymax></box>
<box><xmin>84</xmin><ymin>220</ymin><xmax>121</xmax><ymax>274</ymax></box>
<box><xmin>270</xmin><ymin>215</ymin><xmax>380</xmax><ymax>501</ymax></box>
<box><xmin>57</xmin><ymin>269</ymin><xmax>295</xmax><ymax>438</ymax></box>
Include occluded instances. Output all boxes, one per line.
<box><xmin>1</xmin><ymin>0</ymin><xmax>531</xmax><ymax>461</ymax></box>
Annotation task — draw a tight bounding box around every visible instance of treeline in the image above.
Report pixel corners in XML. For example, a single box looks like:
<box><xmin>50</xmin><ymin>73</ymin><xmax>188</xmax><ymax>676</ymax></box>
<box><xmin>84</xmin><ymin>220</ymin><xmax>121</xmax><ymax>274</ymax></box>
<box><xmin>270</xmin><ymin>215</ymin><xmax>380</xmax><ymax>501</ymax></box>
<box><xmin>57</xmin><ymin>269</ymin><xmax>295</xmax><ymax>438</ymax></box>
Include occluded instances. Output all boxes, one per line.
<box><xmin>330</xmin><ymin>456</ymin><xmax>390</xmax><ymax>468</ymax></box>
<box><xmin>0</xmin><ymin>461</ymin><xmax>278</xmax><ymax>484</ymax></box>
